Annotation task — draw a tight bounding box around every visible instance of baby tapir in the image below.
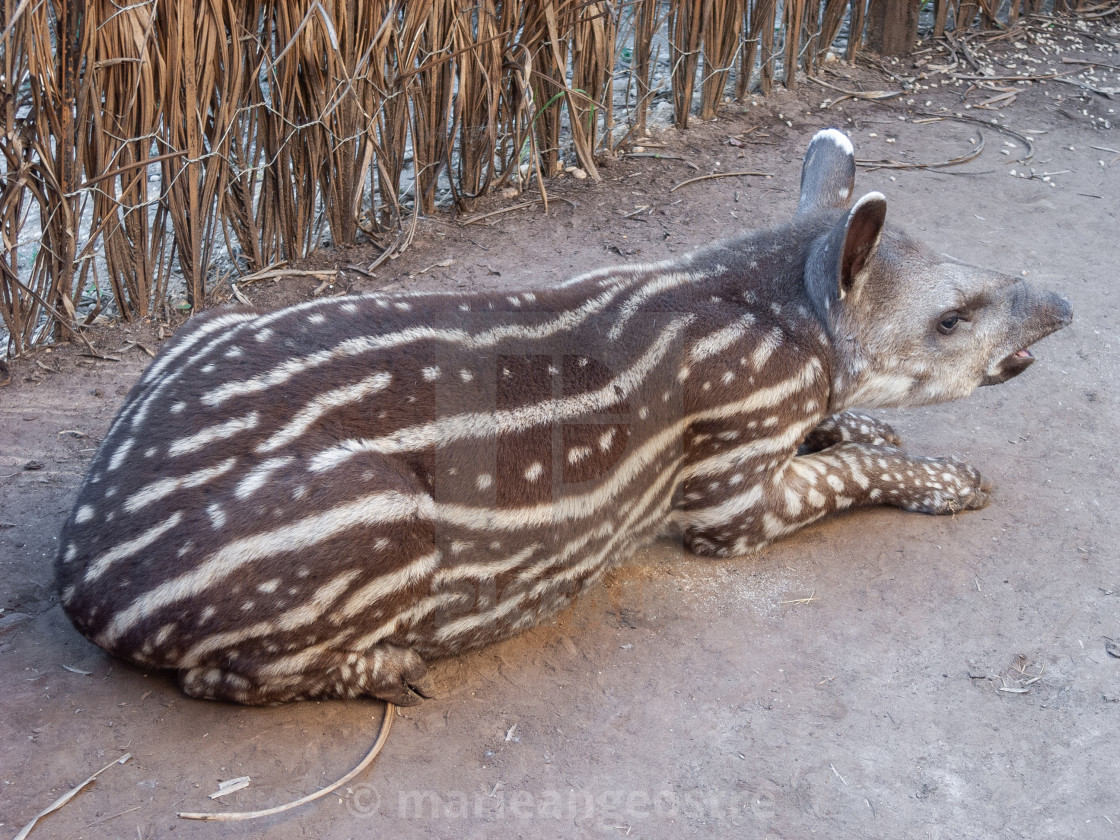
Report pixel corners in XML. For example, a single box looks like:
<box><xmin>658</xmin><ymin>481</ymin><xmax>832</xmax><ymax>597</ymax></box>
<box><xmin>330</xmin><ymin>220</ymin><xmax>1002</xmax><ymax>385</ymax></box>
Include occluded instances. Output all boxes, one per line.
<box><xmin>56</xmin><ymin>129</ymin><xmax>1072</xmax><ymax>705</ymax></box>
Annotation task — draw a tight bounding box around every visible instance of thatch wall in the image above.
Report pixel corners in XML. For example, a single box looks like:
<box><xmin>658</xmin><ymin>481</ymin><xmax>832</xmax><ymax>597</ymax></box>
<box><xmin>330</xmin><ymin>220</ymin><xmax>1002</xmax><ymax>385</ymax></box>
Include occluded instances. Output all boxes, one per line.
<box><xmin>0</xmin><ymin>0</ymin><xmax>1102</xmax><ymax>353</ymax></box>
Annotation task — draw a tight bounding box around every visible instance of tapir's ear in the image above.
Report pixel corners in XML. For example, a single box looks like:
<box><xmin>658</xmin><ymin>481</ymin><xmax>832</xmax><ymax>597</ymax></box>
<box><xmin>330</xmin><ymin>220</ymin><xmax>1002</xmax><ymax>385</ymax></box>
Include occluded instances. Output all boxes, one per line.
<box><xmin>838</xmin><ymin>192</ymin><xmax>887</xmax><ymax>297</ymax></box>
<box><xmin>796</xmin><ymin>128</ymin><xmax>856</xmax><ymax>218</ymax></box>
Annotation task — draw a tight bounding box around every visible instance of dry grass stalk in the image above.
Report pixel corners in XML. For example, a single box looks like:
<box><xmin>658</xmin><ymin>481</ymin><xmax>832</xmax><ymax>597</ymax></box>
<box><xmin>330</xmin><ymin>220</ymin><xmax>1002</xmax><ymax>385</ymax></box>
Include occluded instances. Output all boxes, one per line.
<box><xmin>783</xmin><ymin>0</ymin><xmax>806</xmax><ymax>88</ymax></box>
<box><xmin>754</xmin><ymin>0</ymin><xmax>779</xmax><ymax>95</ymax></box>
<box><xmin>628</xmin><ymin>0</ymin><xmax>662</xmax><ymax>134</ymax></box>
<box><xmin>700</xmin><ymin>0</ymin><xmax>743</xmax><ymax>120</ymax></box>
<box><xmin>568</xmin><ymin>0</ymin><xmax>615</xmax><ymax>166</ymax></box>
<box><xmin>802</xmin><ymin>0</ymin><xmax>823</xmax><ymax>77</ymax></box>
<box><xmin>847</xmin><ymin>0</ymin><xmax>869</xmax><ymax>59</ymax></box>
<box><xmin>668</xmin><ymin>0</ymin><xmax>705</xmax><ymax>129</ymax></box>
<box><xmin>820</xmin><ymin>0</ymin><xmax>855</xmax><ymax>65</ymax></box>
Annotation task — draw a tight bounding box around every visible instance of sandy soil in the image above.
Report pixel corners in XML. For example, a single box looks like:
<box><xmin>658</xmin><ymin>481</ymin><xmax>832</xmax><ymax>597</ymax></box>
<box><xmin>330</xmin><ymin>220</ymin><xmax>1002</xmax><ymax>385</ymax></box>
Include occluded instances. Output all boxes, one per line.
<box><xmin>2</xmin><ymin>23</ymin><xmax>1118</xmax><ymax>840</ymax></box>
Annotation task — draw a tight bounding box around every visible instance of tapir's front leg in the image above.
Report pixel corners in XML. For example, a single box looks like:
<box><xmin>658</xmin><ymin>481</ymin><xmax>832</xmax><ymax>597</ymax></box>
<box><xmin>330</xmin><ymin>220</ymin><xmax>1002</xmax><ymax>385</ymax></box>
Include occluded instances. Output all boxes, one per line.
<box><xmin>801</xmin><ymin>410</ymin><xmax>902</xmax><ymax>452</ymax></box>
<box><xmin>676</xmin><ymin>443</ymin><xmax>991</xmax><ymax>558</ymax></box>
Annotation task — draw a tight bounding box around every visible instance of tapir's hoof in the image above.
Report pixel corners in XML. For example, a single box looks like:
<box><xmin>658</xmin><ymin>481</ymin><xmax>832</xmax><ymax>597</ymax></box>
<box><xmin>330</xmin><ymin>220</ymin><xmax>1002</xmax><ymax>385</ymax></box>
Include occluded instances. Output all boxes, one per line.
<box><xmin>368</xmin><ymin>645</ymin><xmax>434</xmax><ymax>706</ymax></box>
<box><xmin>906</xmin><ymin>458</ymin><xmax>992</xmax><ymax>515</ymax></box>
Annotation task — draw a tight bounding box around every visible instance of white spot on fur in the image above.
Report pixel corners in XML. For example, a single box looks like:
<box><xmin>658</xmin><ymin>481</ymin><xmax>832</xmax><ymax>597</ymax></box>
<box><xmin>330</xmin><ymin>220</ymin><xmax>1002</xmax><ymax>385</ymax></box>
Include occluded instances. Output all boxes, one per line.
<box><xmin>107</xmin><ymin>438</ymin><xmax>135</xmax><ymax>471</ymax></box>
<box><xmin>75</xmin><ymin>505</ymin><xmax>94</xmax><ymax>524</ymax></box>
<box><xmin>525</xmin><ymin>462</ymin><xmax>543</xmax><ymax>481</ymax></box>
<box><xmin>568</xmin><ymin>446</ymin><xmax>591</xmax><ymax>464</ymax></box>
<box><xmin>477</xmin><ymin>473</ymin><xmax>493</xmax><ymax>490</ymax></box>
<box><xmin>207</xmin><ymin>503</ymin><xmax>226</xmax><ymax>529</ymax></box>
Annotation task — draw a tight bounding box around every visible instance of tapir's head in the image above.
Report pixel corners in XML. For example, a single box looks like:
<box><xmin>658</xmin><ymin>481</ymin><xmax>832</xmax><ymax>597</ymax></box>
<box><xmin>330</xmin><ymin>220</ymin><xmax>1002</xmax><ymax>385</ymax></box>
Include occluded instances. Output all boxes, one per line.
<box><xmin>797</xmin><ymin>128</ymin><xmax>1073</xmax><ymax>410</ymax></box>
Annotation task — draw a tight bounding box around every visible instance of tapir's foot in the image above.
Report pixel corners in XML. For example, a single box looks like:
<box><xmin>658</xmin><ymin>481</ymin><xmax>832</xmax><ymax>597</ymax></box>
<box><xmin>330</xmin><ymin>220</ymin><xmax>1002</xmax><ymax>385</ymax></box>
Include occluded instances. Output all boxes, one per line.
<box><xmin>178</xmin><ymin>643</ymin><xmax>432</xmax><ymax>706</ymax></box>
<box><xmin>358</xmin><ymin>644</ymin><xmax>434</xmax><ymax>706</ymax></box>
<box><xmin>897</xmin><ymin>457</ymin><xmax>993</xmax><ymax>515</ymax></box>
<box><xmin>802</xmin><ymin>411</ymin><xmax>903</xmax><ymax>453</ymax></box>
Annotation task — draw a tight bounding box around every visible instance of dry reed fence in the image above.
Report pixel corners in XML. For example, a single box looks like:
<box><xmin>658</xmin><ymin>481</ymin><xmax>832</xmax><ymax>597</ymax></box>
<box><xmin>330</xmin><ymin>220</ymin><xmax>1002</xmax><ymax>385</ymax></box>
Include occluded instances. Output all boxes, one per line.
<box><xmin>0</xmin><ymin>0</ymin><xmax>1106</xmax><ymax>355</ymax></box>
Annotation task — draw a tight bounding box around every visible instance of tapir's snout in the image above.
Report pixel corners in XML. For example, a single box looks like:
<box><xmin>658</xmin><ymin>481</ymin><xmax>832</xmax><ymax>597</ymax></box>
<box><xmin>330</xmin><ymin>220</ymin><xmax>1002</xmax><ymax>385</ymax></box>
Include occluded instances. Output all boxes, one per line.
<box><xmin>981</xmin><ymin>283</ymin><xmax>1073</xmax><ymax>386</ymax></box>
<box><xmin>1044</xmin><ymin>291</ymin><xmax>1074</xmax><ymax>330</ymax></box>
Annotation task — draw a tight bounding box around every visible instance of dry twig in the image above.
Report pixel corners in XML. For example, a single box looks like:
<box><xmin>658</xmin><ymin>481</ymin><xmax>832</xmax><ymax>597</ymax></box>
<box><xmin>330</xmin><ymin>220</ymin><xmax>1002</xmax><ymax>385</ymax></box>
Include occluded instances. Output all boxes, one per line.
<box><xmin>857</xmin><ymin>133</ymin><xmax>986</xmax><ymax>170</ymax></box>
<box><xmin>13</xmin><ymin>754</ymin><xmax>131</xmax><ymax>840</ymax></box>
<box><xmin>669</xmin><ymin>171</ymin><xmax>773</xmax><ymax>193</ymax></box>
<box><xmin>179</xmin><ymin>702</ymin><xmax>394</xmax><ymax>821</ymax></box>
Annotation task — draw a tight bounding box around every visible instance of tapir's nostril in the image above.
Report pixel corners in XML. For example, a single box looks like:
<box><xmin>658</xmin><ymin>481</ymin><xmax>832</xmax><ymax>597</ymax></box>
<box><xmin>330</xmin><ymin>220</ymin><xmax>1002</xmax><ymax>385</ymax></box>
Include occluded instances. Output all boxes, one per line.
<box><xmin>1056</xmin><ymin>295</ymin><xmax>1074</xmax><ymax>325</ymax></box>
<box><xmin>1044</xmin><ymin>292</ymin><xmax>1074</xmax><ymax>328</ymax></box>
<box><xmin>1016</xmin><ymin>282</ymin><xmax>1073</xmax><ymax>329</ymax></box>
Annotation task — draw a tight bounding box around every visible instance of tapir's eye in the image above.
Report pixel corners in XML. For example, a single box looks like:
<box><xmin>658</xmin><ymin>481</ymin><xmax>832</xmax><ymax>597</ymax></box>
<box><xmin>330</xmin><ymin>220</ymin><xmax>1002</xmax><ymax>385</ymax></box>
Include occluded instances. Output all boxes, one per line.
<box><xmin>938</xmin><ymin>312</ymin><xmax>960</xmax><ymax>335</ymax></box>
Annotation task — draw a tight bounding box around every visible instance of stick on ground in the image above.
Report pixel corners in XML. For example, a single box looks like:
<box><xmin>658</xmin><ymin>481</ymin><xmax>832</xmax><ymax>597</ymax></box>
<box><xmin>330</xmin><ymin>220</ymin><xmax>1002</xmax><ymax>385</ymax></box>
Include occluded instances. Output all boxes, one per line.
<box><xmin>178</xmin><ymin>701</ymin><xmax>395</xmax><ymax>822</ymax></box>
<box><xmin>13</xmin><ymin>753</ymin><xmax>132</xmax><ymax>840</ymax></box>
<box><xmin>670</xmin><ymin>171</ymin><xmax>773</xmax><ymax>193</ymax></box>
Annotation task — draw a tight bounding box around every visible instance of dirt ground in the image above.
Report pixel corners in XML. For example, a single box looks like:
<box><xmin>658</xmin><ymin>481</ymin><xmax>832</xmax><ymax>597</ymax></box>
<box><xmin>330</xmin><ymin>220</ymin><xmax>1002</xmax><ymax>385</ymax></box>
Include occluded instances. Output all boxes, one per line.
<box><xmin>3</xmin><ymin>21</ymin><xmax>1119</xmax><ymax>840</ymax></box>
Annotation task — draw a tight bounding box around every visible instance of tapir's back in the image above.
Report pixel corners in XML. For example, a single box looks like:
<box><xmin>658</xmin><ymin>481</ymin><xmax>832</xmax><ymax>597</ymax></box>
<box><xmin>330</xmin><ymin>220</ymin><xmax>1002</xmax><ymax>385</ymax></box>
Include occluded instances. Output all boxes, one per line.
<box><xmin>55</xmin><ymin>240</ymin><xmax>822</xmax><ymax>702</ymax></box>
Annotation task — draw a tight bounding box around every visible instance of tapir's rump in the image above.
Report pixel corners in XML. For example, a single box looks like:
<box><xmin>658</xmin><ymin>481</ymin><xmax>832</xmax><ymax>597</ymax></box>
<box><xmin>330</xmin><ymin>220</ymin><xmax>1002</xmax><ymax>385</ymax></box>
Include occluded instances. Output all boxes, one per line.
<box><xmin>56</xmin><ymin>130</ymin><xmax>1071</xmax><ymax>705</ymax></box>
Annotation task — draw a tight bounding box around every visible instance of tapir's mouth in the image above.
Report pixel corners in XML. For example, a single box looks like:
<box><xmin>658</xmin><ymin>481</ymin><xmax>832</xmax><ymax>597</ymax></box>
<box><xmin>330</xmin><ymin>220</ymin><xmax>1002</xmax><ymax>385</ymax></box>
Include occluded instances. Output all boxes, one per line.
<box><xmin>980</xmin><ymin>346</ymin><xmax>1036</xmax><ymax>386</ymax></box>
<box><xmin>979</xmin><ymin>289</ymin><xmax>1071</xmax><ymax>387</ymax></box>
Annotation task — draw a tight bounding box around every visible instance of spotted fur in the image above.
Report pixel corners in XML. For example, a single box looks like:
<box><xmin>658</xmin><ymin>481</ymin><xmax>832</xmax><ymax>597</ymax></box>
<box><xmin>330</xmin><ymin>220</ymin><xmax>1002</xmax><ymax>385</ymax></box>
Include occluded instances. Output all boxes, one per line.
<box><xmin>56</xmin><ymin>130</ymin><xmax>1072</xmax><ymax>705</ymax></box>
